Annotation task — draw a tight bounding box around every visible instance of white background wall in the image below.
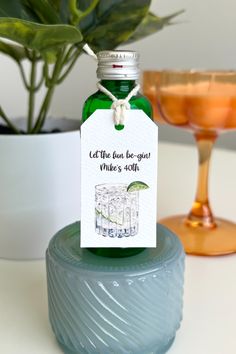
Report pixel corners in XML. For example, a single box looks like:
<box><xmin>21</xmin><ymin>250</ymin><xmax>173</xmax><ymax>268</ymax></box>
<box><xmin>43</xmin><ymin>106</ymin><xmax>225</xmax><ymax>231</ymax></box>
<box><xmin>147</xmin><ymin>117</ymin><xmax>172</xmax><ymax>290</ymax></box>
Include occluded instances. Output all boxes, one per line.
<box><xmin>1</xmin><ymin>0</ymin><xmax>236</xmax><ymax>147</ymax></box>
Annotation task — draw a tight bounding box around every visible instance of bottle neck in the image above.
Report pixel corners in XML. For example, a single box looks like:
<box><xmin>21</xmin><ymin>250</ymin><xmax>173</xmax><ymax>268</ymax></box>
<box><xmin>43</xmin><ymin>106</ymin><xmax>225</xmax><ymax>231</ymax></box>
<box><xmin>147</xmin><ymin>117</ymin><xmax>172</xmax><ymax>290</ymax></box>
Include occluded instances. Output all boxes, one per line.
<box><xmin>100</xmin><ymin>80</ymin><xmax>137</xmax><ymax>95</ymax></box>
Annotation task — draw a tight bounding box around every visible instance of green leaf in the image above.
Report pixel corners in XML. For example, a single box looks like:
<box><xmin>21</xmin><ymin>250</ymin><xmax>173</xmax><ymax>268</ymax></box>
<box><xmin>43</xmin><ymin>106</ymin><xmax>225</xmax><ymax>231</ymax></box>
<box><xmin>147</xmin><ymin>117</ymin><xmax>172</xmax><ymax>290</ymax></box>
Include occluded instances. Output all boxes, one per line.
<box><xmin>46</xmin><ymin>0</ymin><xmax>61</xmax><ymax>13</ymax></box>
<box><xmin>82</xmin><ymin>0</ymin><xmax>151</xmax><ymax>51</ymax></box>
<box><xmin>0</xmin><ymin>40</ymin><xmax>26</xmax><ymax>62</ymax></box>
<box><xmin>0</xmin><ymin>18</ymin><xmax>83</xmax><ymax>52</ymax></box>
<box><xmin>57</xmin><ymin>0</ymin><xmax>71</xmax><ymax>23</ymax></box>
<box><xmin>41</xmin><ymin>50</ymin><xmax>58</xmax><ymax>63</ymax></box>
<box><xmin>0</xmin><ymin>0</ymin><xmax>23</xmax><ymax>18</ymax></box>
<box><xmin>22</xmin><ymin>0</ymin><xmax>61</xmax><ymax>24</ymax></box>
<box><xmin>0</xmin><ymin>0</ymin><xmax>69</xmax><ymax>23</ymax></box>
<box><xmin>126</xmin><ymin>10</ymin><xmax>185</xmax><ymax>43</ymax></box>
<box><xmin>0</xmin><ymin>0</ymin><xmax>40</xmax><ymax>22</ymax></box>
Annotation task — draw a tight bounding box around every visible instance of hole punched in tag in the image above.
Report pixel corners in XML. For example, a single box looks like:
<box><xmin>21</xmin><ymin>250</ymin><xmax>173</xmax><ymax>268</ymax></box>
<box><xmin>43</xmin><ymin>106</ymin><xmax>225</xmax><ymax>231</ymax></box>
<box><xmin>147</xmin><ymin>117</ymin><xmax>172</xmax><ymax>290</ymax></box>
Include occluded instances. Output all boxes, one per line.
<box><xmin>115</xmin><ymin>124</ymin><xmax>124</xmax><ymax>131</ymax></box>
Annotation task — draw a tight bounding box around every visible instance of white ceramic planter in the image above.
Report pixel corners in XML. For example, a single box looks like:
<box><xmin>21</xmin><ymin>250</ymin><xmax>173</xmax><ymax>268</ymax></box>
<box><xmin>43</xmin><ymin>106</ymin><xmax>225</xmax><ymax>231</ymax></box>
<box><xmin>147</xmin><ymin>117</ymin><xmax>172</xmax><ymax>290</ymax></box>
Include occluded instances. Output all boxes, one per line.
<box><xmin>0</xmin><ymin>119</ymin><xmax>81</xmax><ymax>259</ymax></box>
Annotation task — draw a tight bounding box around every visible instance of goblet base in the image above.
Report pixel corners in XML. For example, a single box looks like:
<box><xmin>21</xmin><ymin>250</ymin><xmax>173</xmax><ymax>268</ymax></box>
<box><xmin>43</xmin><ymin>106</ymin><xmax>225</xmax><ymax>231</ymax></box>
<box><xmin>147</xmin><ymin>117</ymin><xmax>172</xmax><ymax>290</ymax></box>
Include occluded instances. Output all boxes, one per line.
<box><xmin>159</xmin><ymin>215</ymin><xmax>236</xmax><ymax>256</ymax></box>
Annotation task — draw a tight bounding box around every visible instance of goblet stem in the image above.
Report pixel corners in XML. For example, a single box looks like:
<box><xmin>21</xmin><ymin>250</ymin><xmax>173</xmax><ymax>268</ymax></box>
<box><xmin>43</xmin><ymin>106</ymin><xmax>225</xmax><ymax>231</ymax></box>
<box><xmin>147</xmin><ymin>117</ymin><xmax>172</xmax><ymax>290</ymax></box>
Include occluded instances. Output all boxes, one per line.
<box><xmin>186</xmin><ymin>133</ymin><xmax>217</xmax><ymax>228</ymax></box>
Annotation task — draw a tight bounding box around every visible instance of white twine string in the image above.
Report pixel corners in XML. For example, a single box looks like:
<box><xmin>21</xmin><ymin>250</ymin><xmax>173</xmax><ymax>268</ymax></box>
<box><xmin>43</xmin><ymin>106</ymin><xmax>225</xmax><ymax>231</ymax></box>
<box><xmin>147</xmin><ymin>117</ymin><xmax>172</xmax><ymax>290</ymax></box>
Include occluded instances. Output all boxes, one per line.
<box><xmin>83</xmin><ymin>44</ymin><xmax>98</xmax><ymax>60</ymax></box>
<box><xmin>97</xmin><ymin>82</ymin><xmax>140</xmax><ymax>125</ymax></box>
<box><xmin>83</xmin><ymin>43</ymin><xmax>140</xmax><ymax>125</ymax></box>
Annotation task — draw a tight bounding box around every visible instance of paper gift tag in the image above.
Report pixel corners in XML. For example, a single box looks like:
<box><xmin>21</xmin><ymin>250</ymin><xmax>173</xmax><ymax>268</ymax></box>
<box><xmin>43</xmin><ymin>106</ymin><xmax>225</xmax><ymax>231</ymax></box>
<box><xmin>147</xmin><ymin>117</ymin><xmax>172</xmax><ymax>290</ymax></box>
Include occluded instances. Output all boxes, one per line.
<box><xmin>81</xmin><ymin>109</ymin><xmax>158</xmax><ymax>248</ymax></box>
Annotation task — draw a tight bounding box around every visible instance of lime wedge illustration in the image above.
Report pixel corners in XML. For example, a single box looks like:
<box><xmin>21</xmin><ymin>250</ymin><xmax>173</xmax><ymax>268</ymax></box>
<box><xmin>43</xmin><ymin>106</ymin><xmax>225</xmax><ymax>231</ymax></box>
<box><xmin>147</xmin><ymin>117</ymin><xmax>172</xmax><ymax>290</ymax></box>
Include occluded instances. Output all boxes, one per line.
<box><xmin>95</xmin><ymin>208</ymin><xmax>123</xmax><ymax>225</ymax></box>
<box><xmin>127</xmin><ymin>181</ymin><xmax>149</xmax><ymax>192</ymax></box>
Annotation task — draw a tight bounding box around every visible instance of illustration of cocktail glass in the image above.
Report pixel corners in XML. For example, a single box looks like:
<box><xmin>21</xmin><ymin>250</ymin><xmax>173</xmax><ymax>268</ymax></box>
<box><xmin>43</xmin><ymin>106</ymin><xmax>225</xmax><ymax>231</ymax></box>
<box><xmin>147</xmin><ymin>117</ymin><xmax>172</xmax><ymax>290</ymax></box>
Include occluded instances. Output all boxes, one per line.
<box><xmin>143</xmin><ymin>70</ymin><xmax>236</xmax><ymax>255</ymax></box>
<box><xmin>95</xmin><ymin>183</ymin><xmax>139</xmax><ymax>238</ymax></box>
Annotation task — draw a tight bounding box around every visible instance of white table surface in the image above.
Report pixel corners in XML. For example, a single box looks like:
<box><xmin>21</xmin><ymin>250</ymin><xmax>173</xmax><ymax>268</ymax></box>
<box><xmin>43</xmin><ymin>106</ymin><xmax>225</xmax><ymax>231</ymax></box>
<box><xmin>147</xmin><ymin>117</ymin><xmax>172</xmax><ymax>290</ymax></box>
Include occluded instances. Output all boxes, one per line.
<box><xmin>0</xmin><ymin>142</ymin><xmax>236</xmax><ymax>354</ymax></box>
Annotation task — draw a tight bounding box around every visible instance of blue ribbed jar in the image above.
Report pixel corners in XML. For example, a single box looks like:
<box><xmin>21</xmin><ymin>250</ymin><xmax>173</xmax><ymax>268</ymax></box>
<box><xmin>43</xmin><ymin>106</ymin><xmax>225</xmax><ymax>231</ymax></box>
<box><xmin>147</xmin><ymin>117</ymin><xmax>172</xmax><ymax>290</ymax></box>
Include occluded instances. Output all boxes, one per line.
<box><xmin>46</xmin><ymin>222</ymin><xmax>185</xmax><ymax>354</ymax></box>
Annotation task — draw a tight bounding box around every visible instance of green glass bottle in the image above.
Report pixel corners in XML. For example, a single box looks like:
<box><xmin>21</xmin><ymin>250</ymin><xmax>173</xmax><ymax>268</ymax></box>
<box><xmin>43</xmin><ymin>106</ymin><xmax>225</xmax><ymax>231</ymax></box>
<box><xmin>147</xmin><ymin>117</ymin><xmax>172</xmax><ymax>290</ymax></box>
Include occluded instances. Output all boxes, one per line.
<box><xmin>82</xmin><ymin>50</ymin><xmax>153</xmax><ymax>258</ymax></box>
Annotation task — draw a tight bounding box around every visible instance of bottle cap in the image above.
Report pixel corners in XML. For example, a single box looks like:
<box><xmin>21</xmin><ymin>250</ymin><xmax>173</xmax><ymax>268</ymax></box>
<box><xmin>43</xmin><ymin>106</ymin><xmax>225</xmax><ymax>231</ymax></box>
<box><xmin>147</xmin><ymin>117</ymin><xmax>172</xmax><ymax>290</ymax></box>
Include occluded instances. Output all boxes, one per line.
<box><xmin>97</xmin><ymin>50</ymin><xmax>139</xmax><ymax>80</ymax></box>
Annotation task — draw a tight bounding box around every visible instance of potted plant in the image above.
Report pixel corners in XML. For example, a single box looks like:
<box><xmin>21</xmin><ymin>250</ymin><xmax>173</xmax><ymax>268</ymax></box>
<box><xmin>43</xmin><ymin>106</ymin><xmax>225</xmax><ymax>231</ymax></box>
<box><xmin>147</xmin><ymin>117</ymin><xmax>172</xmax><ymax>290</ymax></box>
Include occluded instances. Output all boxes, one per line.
<box><xmin>0</xmin><ymin>0</ymin><xmax>182</xmax><ymax>259</ymax></box>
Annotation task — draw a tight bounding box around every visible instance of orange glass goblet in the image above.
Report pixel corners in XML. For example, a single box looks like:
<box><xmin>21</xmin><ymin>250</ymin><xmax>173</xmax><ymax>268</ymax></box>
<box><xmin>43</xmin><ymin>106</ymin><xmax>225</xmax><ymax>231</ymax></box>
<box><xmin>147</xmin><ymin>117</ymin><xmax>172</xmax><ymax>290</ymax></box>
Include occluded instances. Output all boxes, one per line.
<box><xmin>143</xmin><ymin>71</ymin><xmax>166</xmax><ymax>123</ymax></box>
<box><xmin>143</xmin><ymin>70</ymin><xmax>236</xmax><ymax>256</ymax></box>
